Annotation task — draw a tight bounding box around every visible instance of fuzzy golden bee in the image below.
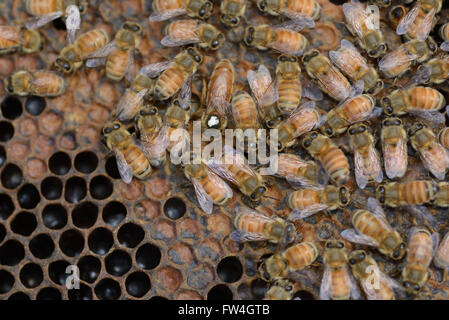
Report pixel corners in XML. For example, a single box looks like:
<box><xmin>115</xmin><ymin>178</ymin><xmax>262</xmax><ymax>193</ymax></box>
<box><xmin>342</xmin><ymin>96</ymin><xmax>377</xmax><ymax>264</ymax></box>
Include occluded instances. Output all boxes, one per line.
<box><xmin>259</xmin><ymin>242</ymin><xmax>319</xmax><ymax>281</ymax></box>
<box><xmin>287</xmin><ymin>185</ymin><xmax>350</xmax><ymax>220</ymax></box>
<box><xmin>302</xmin><ymin>49</ymin><xmax>352</xmax><ymax>101</ymax></box>
<box><xmin>348</xmin><ymin>250</ymin><xmax>403</xmax><ymax>300</ymax></box>
<box><xmin>23</xmin><ymin>0</ymin><xmax>87</xmax><ymax>42</ymax></box>
<box><xmin>378</xmin><ymin>38</ymin><xmax>437</xmax><ymax>79</ymax></box>
<box><xmin>401</xmin><ymin>227</ymin><xmax>439</xmax><ymax>295</ymax></box>
<box><xmin>434</xmin><ymin>232</ymin><xmax>449</xmax><ymax>279</ymax></box>
<box><xmin>183</xmin><ymin>160</ymin><xmax>233</xmax><ymax>214</ymax></box>
<box><xmin>230</xmin><ymin>206</ymin><xmax>296</xmax><ymax>245</ymax></box>
<box><xmin>396</xmin><ymin>1</ymin><xmax>441</xmax><ymax>41</ymax></box>
<box><xmin>149</xmin><ymin>0</ymin><xmax>213</xmax><ymax>21</ymax></box>
<box><xmin>202</xmin><ymin>59</ymin><xmax>235</xmax><ymax>130</ymax></box>
<box><xmin>342</xmin><ymin>198</ymin><xmax>406</xmax><ymax>260</ymax></box>
<box><xmin>302</xmin><ymin>131</ymin><xmax>350</xmax><ymax>184</ymax></box>
<box><xmin>207</xmin><ymin>146</ymin><xmax>267</xmax><ymax>202</ymax></box>
<box><xmin>348</xmin><ymin>123</ymin><xmax>383</xmax><ymax>189</ymax></box>
<box><xmin>220</xmin><ymin>0</ymin><xmax>246</xmax><ymax>27</ymax></box>
<box><xmin>381</xmin><ymin>117</ymin><xmax>408</xmax><ymax>179</ymax></box>
<box><xmin>433</xmin><ymin>182</ymin><xmax>449</xmax><ymax>207</ymax></box>
<box><xmin>231</xmin><ymin>91</ymin><xmax>260</xmax><ymax>131</ymax></box>
<box><xmin>329</xmin><ymin>39</ymin><xmax>383</xmax><ymax>95</ymax></box>
<box><xmin>320</xmin><ymin>240</ymin><xmax>361</xmax><ymax>300</ymax></box>
<box><xmin>256</xmin><ymin>0</ymin><xmax>321</xmax><ymax>21</ymax></box>
<box><xmin>0</xmin><ymin>26</ymin><xmax>43</xmax><ymax>54</ymax></box>
<box><xmin>322</xmin><ymin>94</ymin><xmax>378</xmax><ymax>137</ymax></box>
<box><xmin>276</xmin><ymin>55</ymin><xmax>302</xmax><ymax>115</ymax></box>
<box><xmin>376</xmin><ymin>180</ymin><xmax>438</xmax><ymax>207</ymax></box>
<box><xmin>275</xmin><ymin>101</ymin><xmax>324</xmax><ymax>151</ymax></box>
<box><xmin>86</xmin><ymin>22</ymin><xmax>143</xmax><ymax>82</ymax></box>
<box><xmin>415</xmin><ymin>54</ymin><xmax>449</xmax><ymax>85</ymax></box>
<box><xmin>264</xmin><ymin>280</ymin><xmax>295</xmax><ymax>300</ymax></box>
<box><xmin>102</xmin><ymin>121</ymin><xmax>152</xmax><ymax>183</ymax></box>
<box><xmin>161</xmin><ymin>19</ymin><xmax>225</xmax><ymax>50</ymax></box>
<box><xmin>388</xmin><ymin>5</ymin><xmax>408</xmax><ymax>29</ymax></box>
<box><xmin>343</xmin><ymin>0</ymin><xmax>387</xmax><ymax>58</ymax></box>
<box><xmin>409</xmin><ymin>122</ymin><xmax>449</xmax><ymax>180</ymax></box>
<box><xmin>54</xmin><ymin>29</ymin><xmax>109</xmax><ymax>73</ymax></box>
<box><xmin>244</xmin><ymin>21</ymin><xmax>310</xmax><ymax>56</ymax></box>
<box><xmin>5</xmin><ymin>70</ymin><xmax>66</xmax><ymax>97</ymax></box>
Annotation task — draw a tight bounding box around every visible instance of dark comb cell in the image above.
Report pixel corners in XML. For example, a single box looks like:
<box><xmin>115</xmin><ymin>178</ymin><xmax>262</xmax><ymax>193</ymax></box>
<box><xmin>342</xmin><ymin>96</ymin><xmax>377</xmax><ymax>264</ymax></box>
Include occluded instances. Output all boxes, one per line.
<box><xmin>25</xmin><ymin>96</ymin><xmax>46</xmax><ymax>115</ymax></box>
<box><xmin>1</xmin><ymin>163</ymin><xmax>22</xmax><ymax>189</ymax></box>
<box><xmin>42</xmin><ymin>204</ymin><xmax>67</xmax><ymax>230</ymax></box>
<box><xmin>41</xmin><ymin>176</ymin><xmax>63</xmax><ymax>200</ymax></box>
<box><xmin>1</xmin><ymin>96</ymin><xmax>22</xmax><ymax>120</ymax></box>
<box><xmin>217</xmin><ymin>256</ymin><xmax>243</xmax><ymax>283</ymax></box>
<box><xmin>49</xmin><ymin>152</ymin><xmax>71</xmax><ymax>175</ymax></box>
<box><xmin>0</xmin><ymin>121</ymin><xmax>14</xmax><ymax>142</ymax></box>
<box><xmin>75</xmin><ymin>151</ymin><xmax>98</xmax><ymax>173</ymax></box>
<box><xmin>17</xmin><ymin>184</ymin><xmax>40</xmax><ymax>209</ymax></box>
<box><xmin>164</xmin><ymin>197</ymin><xmax>186</xmax><ymax>220</ymax></box>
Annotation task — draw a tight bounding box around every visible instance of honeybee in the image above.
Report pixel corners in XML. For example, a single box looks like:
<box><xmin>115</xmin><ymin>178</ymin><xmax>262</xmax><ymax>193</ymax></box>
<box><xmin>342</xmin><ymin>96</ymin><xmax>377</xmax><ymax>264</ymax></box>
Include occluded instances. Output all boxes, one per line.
<box><xmin>378</xmin><ymin>39</ymin><xmax>437</xmax><ymax>79</ymax></box>
<box><xmin>0</xmin><ymin>26</ymin><xmax>43</xmax><ymax>54</ymax></box>
<box><xmin>5</xmin><ymin>70</ymin><xmax>66</xmax><ymax>97</ymax></box>
<box><xmin>322</xmin><ymin>94</ymin><xmax>378</xmax><ymax>137</ymax></box>
<box><xmin>438</xmin><ymin>127</ymin><xmax>449</xmax><ymax>150</ymax></box>
<box><xmin>439</xmin><ymin>23</ymin><xmax>449</xmax><ymax>51</ymax></box>
<box><xmin>161</xmin><ymin>19</ymin><xmax>225</xmax><ymax>50</ymax></box>
<box><xmin>247</xmin><ymin>64</ymin><xmax>283</xmax><ymax>128</ymax></box>
<box><xmin>152</xmin><ymin>47</ymin><xmax>203</xmax><ymax>101</ymax></box>
<box><xmin>264</xmin><ymin>280</ymin><xmax>295</xmax><ymax>300</ymax></box>
<box><xmin>320</xmin><ymin>240</ymin><xmax>361</xmax><ymax>300</ymax></box>
<box><xmin>380</xmin><ymin>86</ymin><xmax>445</xmax><ymax>124</ymax></box>
<box><xmin>381</xmin><ymin>117</ymin><xmax>408</xmax><ymax>179</ymax></box>
<box><xmin>349</xmin><ymin>250</ymin><xmax>403</xmax><ymax>300</ymax></box>
<box><xmin>220</xmin><ymin>0</ymin><xmax>246</xmax><ymax>27</ymax></box>
<box><xmin>276</xmin><ymin>55</ymin><xmax>302</xmax><ymax>115</ymax></box>
<box><xmin>341</xmin><ymin>198</ymin><xmax>406</xmax><ymax>260</ymax></box>
<box><xmin>287</xmin><ymin>185</ymin><xmax>350</xmax><ymax>220</ymax></box>
<box><xmin>259</xmin><ymin>242</ymin><xmax>319</xmax><ymax>281</ymax></box>
<box><xmin>102</xmin><ymin>121</ymin><xmax>152</xmax><ymax>183</ymax></box>
<box><xmin>348</xmin><ymin>123</ymin><xmax>383</xmax><ymax>189</ymax></box>
<box><xmin>409</xmin><ymin>122</ymin><xmax>449</xmax><ymax>180</ymax></box>
<box><xmin>183</xmin><ymin>160</ymin><xmax>233</xmax><ymax>214</ymax></box>
<box><xmin>415</xmin><ymin>54</ymin><xmax>449</xmax><ymax>85</ymax></box>
<box><xmin>149</xmin><ymin>0</ymin><xmax>213</xmax><ymax>22</ymax></box>
<box><xmin>275</xmin><ymin>101</ymin><xmax>324</xmax><ymax>151</ymax></box>
<box><xmin>302</xmin><ymin>50</ymin><xmax>352</xmax><ymax>102</ymax></box>
<box><xmin>231</xmin><ymin>91</ymin><xmax>260</xmax><ymax>130</ymax></box>
<box><xmin>135</xmin><ymin>105</ymin><xmax>169</xmax><ymax>168</ymax></box>
<box><xmin>54</xmin><ymin>29</ymin><xmax>110</xmax><ymax>73</ymax></box>
<box><xmin>86</xmin><ymin>22</ymin><xmax>143</xmax><ymax>82</ymax></box>
<box><xmin>329</xmin><ymin>40</ymin><xmax>383</xmax><ymax>95</ymax></box>
<box><xmin>342</xmin><ymin>0</ymin><xmax>387</xmax><ymax>58</ymax></box>
<box><xmin>396</xmin><ymin>1</ymin><xmax>441</xmax><ymax>41</ymax></box>
<box><xmin>256</xmin><ymin>0</ymin><xmax>321</xmax><ymax>21</ymax></box>
<box><xmin>270</xmin><ymin>153</ymin><xmax>326</xmax><ymax>187</ymax></box>
<box><xmin>434</xmin><ymin>232</ymin><xmax>449</xmax><ymax>279</ymax></box>
<box><xmin>433</xmin><ymin>182</ymin><xmax>449</xmax><ymax>207</ymax></box>
<box><xmin>376</xmin><ymin>180</ymin><xmax>438</xmax><ymax>207</ymax></box>
<box><xmin>388</xmin><ymin>5</ymin><xmax>408</xmax><ymax>29</ymax></box>
<box><xmin>24</xmin><ymin>0</ymin><xmax>87</xmax><ymax>43</ymax></box>
<box><xmin>166</xmin><ymin>79</ymin><xmax>195</xmax><ymax>128</ymax></box>
<box><xmin>229</xmin><ymin>205</ymin><xmax>296</xmax><ymax>245</ymax></box>
<box><xmin>244</xmin><ymin>20</ymin><xmax>311</xmax><ymax>56</ymax></box>
<box><xmin>302</xmin><ymin>131</ymin><xmax>350</xmax><ymax>185</ymax></box>
<box><xmin>401</xmin><ymin>227</ymin><xmax>440</xmax><ymax>295</ymax></box>
<box><xmin>202</xmin><ymin>59</ymin><xmax>234</xmax><ymax>130</ymax></box>
<box><xmin>207</xmin><ymin>145</ymin><xmax>267</xmax><ymax>202</ymax></box>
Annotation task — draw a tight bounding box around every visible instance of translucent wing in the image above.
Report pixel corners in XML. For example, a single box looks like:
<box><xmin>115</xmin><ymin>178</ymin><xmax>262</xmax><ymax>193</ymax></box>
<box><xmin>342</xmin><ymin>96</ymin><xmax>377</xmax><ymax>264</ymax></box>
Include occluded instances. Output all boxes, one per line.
<box><xmin>441</xmin><ymin>41</ymin><xmax>449</xmax><ymax>52</ymax></box>
<box><xmin>405</xmin><ymin>205</ymin><xmax>437</xmax><ymax>229</ymax></box>
<box><xmin>361</xmin><ymin>266</ymin><xmax>394</xmax><ymax>300</ymax></box>
<box><xmin>178</xmin><ymin>76</ymin><xmax>192</xmax><ymax>112</ymax></box>
<box><xmin>348</xmin><ymin>268</ymin><xmax>362</xmax><ymax>300</ymax></box>
<box><xmin>83</xmin><ymin>41</ymin><xmax>116</xmax><ymax>59</ymax></box>
<box><xmin>25</xmin><ymin>11</ymin><xmax>63</xmax><ymax>29</ymax></box>
<box><xmin>269</xmin><ymin>39</ymin><xmax>305</xmax><ymax>57</ymax></box>
<box><xmin>114</xmin><ymin>89</ymin><xmax>147</xmax><ymax>121</ymax></box>
<box><xmin>287</xmin><ymin>101</ymin><xmax>319</xmax><ymax>136</ymax></box>
<box><xmin>315</xmin><ymin>66</ymin><xmax>351</xmax><ymax>101</ymax></box>
<box><xmin>274</xmin><ymin>17</ymin><xmax>315</xmax><ymax>32</ymax></box>
<box><xmin>288</xmin><ymin>204</ymin><xmax>329</xmax><ymax>221</ymax></box>
<box><xmin>342</xmin><ymin>2</ymin><xmax>367</xmax><ymax>39</ymax></box>
<box><xmin>161</xmin><ymin>32</ymin><xmax>200</xmax><ymax>47</ymax></box>
<box><xmin>301</xmin><ymin>76</ymin><xmax>323</xmax><ymax>101</ymax></box>
<box><xmin>330</xmin><ymin>39</ymin><xmax>368</xmax><ymax>76</ymax></box>
<box><xmin>141</xmin><ymin>126</ymin><xmax>169</xmax><ymax>166</ymax></box>
<box><xmin>416</xmin><ymin>9</ymin><xmax>436</xmax><ymax>41</ymax></box>
<box><xmin>408</xmin><ymin>109</ymin><xmax>445</xmax><ymax>125</ymax></box>
<box><xmin>125</xmin><ymin>47</ymin><xmax>136</xmax><ymax>83</ymax></box>
<box><xmin>230</xmin><ymin>230</ymin><xmax>270</xmax><ymax>242</ymax></box>
<box><xmin>65</xmin><ymin>5</ymin><xmax>80</xmax><ymax>44</ymax></box>
<box><xmin>0</xmin><ymin>26</ymin><xmax>19</xmax><ymax>42</ymax></box>
<box><xmin>114</xmin><ymin>150</ymin><xmax>133</xmax><ymax>184</ymax></box>
<box><xmin>354</xmin><ymin>145</ymin><xmax>383</xmax><ymax>189</ymax></box>
<box><xmin>419</xmin><ymin>143</ymin><xmax>449</xmax><ymax>180</ymax></box>
<box><xmin>431</xmin><ymin>232</ymin><xmax>440</xmax><ymax>260</ymax></box>
<box><xmin>207</xmin><ymin>168</ymin><xmax>233</xmax><ymax>200</ymax></box>
<box><xmin>139</xmin><ymin>61</ymin><xmax>172</xmax><ymax>77</ymax></box>
<box><xmin>320</xmin><ymin>267</ymin><xmax>333</xmax><ymax>300</ymax></box>
<box><xmin>378</xmin><ymin>47</ymin><xmax>418</xmax><ymax>72</ymax></box>
<box><xmin>86</xmin><ymin>57</ymin><xmax>107</xmax><ymax>68</ymax></box>
<box><xmin>247</xmin><ymin>65</ymin><xmax>273</xmax><ymax>105</ymax></box>
<box><xmin>383</xmin><ymin>136</ymin><xmax>408</xmax><ymax>179</ymax></box>
<box><xmin>396</xmin><ymin>6</ymin><xmax>419</xmax><ymax>36</ymax></box>
<box><xmin>207</xmin><ymin>73</ymin><xmax>231</xmax><ymax>116</ymax></box>
<box><xmin>341</xmin><ymin>228</ymin><xmax>378</xmax><ymax>246</ymax></box>
<box><xmin>366</xmin><ymin>197</ymin><xmax>387</xmax><ymax>220</ymax></box>
<box><xmin>149</xmin><ymin>8</ymin><xmax>186</xmax><ymax>22</ymax></box>
<box><xmin>191</xmin><ymin>177</ymin><xmax>214</xmax><ymax>214</ymax></box>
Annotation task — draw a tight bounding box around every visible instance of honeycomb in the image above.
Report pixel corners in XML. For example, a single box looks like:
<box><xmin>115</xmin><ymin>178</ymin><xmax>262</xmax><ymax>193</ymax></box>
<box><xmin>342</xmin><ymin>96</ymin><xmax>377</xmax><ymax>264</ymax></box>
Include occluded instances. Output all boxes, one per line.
<box><xmin>0</xmin><ymin>0</ymin><xmax>449</xmax><ymax>301</ymax></box>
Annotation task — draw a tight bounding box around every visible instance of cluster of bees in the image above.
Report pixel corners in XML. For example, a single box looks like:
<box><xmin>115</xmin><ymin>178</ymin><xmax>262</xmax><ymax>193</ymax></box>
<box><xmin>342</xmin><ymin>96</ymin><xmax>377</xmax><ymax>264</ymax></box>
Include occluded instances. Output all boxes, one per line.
<box><xmin>2</xmin><ymin>0</ymin><xmax>449</xmax><ymax>300</ymax></box>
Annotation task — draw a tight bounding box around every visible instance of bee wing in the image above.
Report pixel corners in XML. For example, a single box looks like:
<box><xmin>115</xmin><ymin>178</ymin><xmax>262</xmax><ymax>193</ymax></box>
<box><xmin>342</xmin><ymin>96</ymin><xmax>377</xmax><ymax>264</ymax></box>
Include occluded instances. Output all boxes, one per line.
<box><xmin>440</xmin><ymin>41</ymin><xmax>449</xmax><ymax>52</ymax></box>
<box><xmin>161</xmin><ymin>33</ymin><xmax>200</xmax><ymax>47</ymax></box>
<box><xmin>229</xmin><ymin>230</ymin><xmax>270</xmax><ymax>242</ymax></box>
<box><xmin>319</xmin><ymin>267</ymin><xmax>333</xmax><ymax>300</ymax></box>
<box><xmin>114</xmin><ymin>89</ymin><xmax>147</xmax><ymax>121</ymax></box>
<box><xmin>396</xmin><ymin>5</ymin><xmax>419</xmax><ymax>36</ymax></box>
<box><xmin>191</xmin><ymin>177</ymin><xmax>214</xmax><ymax>214</ymax></box>
<box><xmin>341</xmin><ymin>228</ymin><xmax>378</xmax><ymax>246</ymax></box>
<box><xmin>287</xmin><ymin>101</ymin><xmax>320</xmax><ymax>136</ymax></box>
<box><xmin>315</xmin><ymin>66</ymin><xmax>351</xmax><ymax>101</ymax></box>
<box><xmin>83</xmin><ymin>41</ymin><xmax>116</xmax><ymax>59</ymax></box>
<box><xmin>366</xmin><ymin>197</ymin><xmax>387</xmax><ymax>219</ymax></box>
<box><xmin>125</xmin><ymin>47</ymin><xmax>136</xmax><ymax>83</ymax></box>
<box><xmin>65</xmin><ymin>5</ymin><xmax>80</xmax><ymax>44</ymax></box>
<box><xmin>25</xmin><ymin>11</ymin><xmax>63</xmax><ymax>29</ymax></box>
<box><xmin>301</xmin><ymin>76</ymin><xmax>323</xmax><ymax>101</ymax></box>
<box><xmin>348</xmin><ymin>267</ymin><xmax>362</xmax><ymax>300</ymax></box>
<box><xmin>141</xmin><ymin>125</ymin><xmax>169</xmax><ymax>161</ymax></box>
<box><xmin>342</xmin><ymin>2</ymin><xmax>367</xmax><ymax>39</ymax></box>
<box><xmin>378</xmin><ymin>48</ymin><xmax>418</xmax><ymax>72</ymax></box>
<box><xmin>354</xmin><ymin>145</ymin><xmax>383</xmax><ymax>189</ymax></box>
<box><xmin>149</xmin><ymin>8</ymin><xmax>187</xmax><ymax>22</ymax></box>
<box><xmin>0</xmin><ymin>26</ymin><xmax>19</xmax><ymax>42</ymax></box>
<box><xmin>405</xmin><ymin>205</ymin><xmax>438</xmax><ymax>230</ymax></box>
<box><xmin>208</xmin><ymin>168</ymin><xmax>234</xmax><ymax>200</ymax></box>
<box><xmin>407</xmin><ymin>109</ymin><xmax>445</xmax><ymax>125</ymax></box>
<box><xmin>416</xmin><ymin>8</ymin><xmax>436</xmax><ymax>42</ymax></box>
<box><xmin>114</xmin><ymin>150</ymin><xmax>134</xmax><ymax>184</ymax></box>
<box><xmin>288</xmin><ymin>204</ymin><xmax>329</xmax><ymax>221</ymax></box>
<box><xmin>86</xmin><ymin>57</ymin><xmax>107</xmax><ymax>68</ymax></box>
<box><xmin>274</xmin><ymin>15</ymin><xmax>315</xmax><ymax>31</ymax></box>
<box><xmin>349</xmin><ymin>80</ymin><xmax>365</xmax><ymax>98</ymax></box>
<box><xmin>383</xmin><ymin>140</ymin><xmax>407</xmax><ymax>179</ymax></box>
<box><xmin>431</xmin><ymin>232</ymin><xmax>441</xmax><ymax>260</ymax></box>
<box><xmin>269</xmin><ymin>40</ymin><xmax>305</xmax><ymax>57</ymax></box>
<box><xmin>360</xmin><ymin>267</ymin><xmax>392</xmax><ymax>300</ymax></box>
<box><xmin>418</xmin><ymin>143</ymin><xmax>449</xmax><ymax>180</ymax></box>
<box><xmin>208</xmin><ymin>73</ymin><xmax>232</xmax><ymax>116</ymax></box>
<box><xmin>330</xmin><ymin>39</ymin><xmax>368</xmax><ymax>73</ymax></box>
<box><xmin>178</xmin><ymin>76</ymin><xmax>192</xmax><ymax>111</ymax></box>
<box><xmin>247</xmin><ymin>65</ymin><xmax>274</xmax><ymax>105</ymax></box>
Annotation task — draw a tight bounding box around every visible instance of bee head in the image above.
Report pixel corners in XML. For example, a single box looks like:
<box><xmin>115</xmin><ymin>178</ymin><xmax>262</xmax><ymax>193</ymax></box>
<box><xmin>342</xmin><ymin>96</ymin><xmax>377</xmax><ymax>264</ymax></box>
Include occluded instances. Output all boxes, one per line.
<box><xmin>139</xmin><ymin>105</ymin><xmax>158</xmax><ymax>117</ymax></box>
<box><xmin>198</xmin><ymin>1</ymin><xmax>213</xmax><ymax>19</ymax></box>
<box><xmin>4</xmin><ymin>77</ymin><xmax>14</xmax><ymax>94</ymax></box>
<box><xmin>348</xmin><ymin>123</ymin><xmax>367</xmax><ymax>135</ymax></box>
<box><xmin>391</xmin><ymin>242</ymin><xmax>406</xmax><ymax>260</ymax></box>
<box><xmin>427</xmin><ymin>37</ymin><xmax>437</xmax><ymax>53</ymax></box>
<box><xmin>382</xmin><ymin>117</ymin><xmax>402</xmax><ymax>127</ymax></box>
<box><xmin>102</xmin><ymin>121</ymin><xmax>121</xmax><ymax>135</ymax></box>
<box><xmin>325</xmin><ymin>240</ymin><xmax>345</xmax><ymax>249</ymax></box>
<box><xmin>368</xmin><ymin>42</ymin><xmax>387</xmax><ymax>58</ymax></box>
<box><xmin>256</xmin><ymin>0</ymin><xmax>268</xmax><ymax>12</ymax></box>
<box><xmin>211</xmin><ymin>32</ymin><xmax>225</xmax><ymax>50</ymax></box>
<box><xmin>402</xmin><ymin>281</ymin><xmax>421</xmax><ymax>295</ymax></box>
<box><xmin>348</xmin><ymin>250</ymin><xmax>367</xmax><ymax>265</ymax></box>
<box><xmin>367</xmin><ymin>80</ymin><xmax>384</xmax><ymax>94</ymax></box>
<box><xmin>77</xmin><ymin>0</ymin><xmax>88</xmax><ymax>14</ymax></box>
<box><xmin>55</xmin><ymin>57</ymin><xmax>73</xmax><ymax>73</ymax></box>
<box><xmin>381</xmin><ymin>96</ymin><xmax>394</xmax><ymax>115</ymax></box>
<box><xmin>123</xmin><ymin>21</ymin><xmax>143</xmax><ymax>36</ymax></box>
<box><xmin>376</xmin><ymin>185</ymin><xmax>386</xmax><ymax>204</ymax></box>
<box><xmin>187</xmin><ymin>47</ymin><xmax>203</xmax><ymax>64</ymax></box>
<box><xmin>302</xmin><ymin>50</ymin><xmax>319</xmax><ymax>63</ymax></box>
<box><xmin>244</xmin><ymin>26</ymin><xmax>256</xmax><ymax>46</ymax></box>
<box><xmin>220</xmin><ymin>14</ymin><xmax>240</xmax><ymax>27</ymax></box>
<box><xmin>408</xmin><ymin>122</ymin><xmax>425</xmax><ymax>137</ymax></box>
<box><xmin>339</xmin><ymin>186</ymin><xmax>349</xmax><ymax>207</ymax></box>
<box><xmin>250</xmin><ymin>186</ymin><xmax>267</xmax><ymax>201</ymax></box>
<box><xmin>301</xmin><ymin>131</ymin><xmax>319</xmax><ymax>149</ymax></box>
<box><xmin>389</xmin><ymin>6</ymin><xmax>406</xmax><ymax>21</ymax></box>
